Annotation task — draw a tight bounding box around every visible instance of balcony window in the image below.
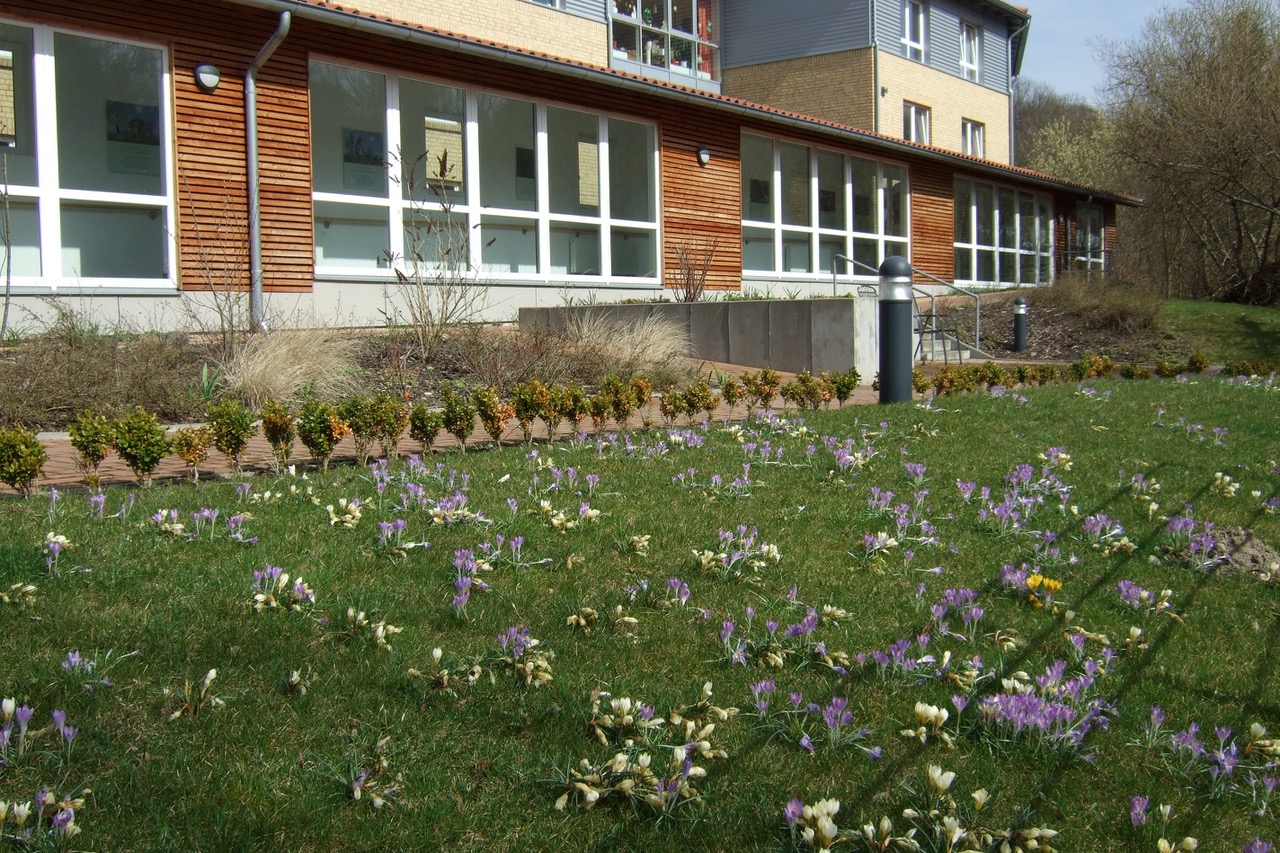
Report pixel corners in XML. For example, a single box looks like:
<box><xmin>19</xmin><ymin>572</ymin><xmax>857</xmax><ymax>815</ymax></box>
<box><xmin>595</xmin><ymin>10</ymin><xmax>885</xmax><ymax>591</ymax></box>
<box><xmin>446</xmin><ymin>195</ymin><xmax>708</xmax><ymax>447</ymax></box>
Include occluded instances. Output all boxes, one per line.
<box><xmin>612</xmin><ymin>0</ymin><xmax>718</xmax><ymax>82</ymax></box>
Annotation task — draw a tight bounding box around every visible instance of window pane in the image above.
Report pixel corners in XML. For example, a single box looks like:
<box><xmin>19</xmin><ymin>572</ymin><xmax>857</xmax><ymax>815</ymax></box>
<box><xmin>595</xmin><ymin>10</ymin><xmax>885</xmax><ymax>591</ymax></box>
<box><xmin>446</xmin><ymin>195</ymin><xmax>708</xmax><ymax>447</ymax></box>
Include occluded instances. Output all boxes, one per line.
<box><xmin>818</xmin><ymin>235</ymin><xmax>845</xmax><ymax>273</ymax></box>
<box><xmin>742</xmin><ymin>226</ymin><xmax>773</xmax><ymax>271</ymax></box>
<box><xmin>611</xmin><ymin>227</ymin><xmax>656</xmax><ymax>277</ymax></box>
<box><xmin>670</xmin><ymin>37</ymin><xmax>695</xmax><ymax>73</ymax></box>
<box><xmin>613</xmin><ymin>23</ymin><xmax>639</xmax><ymax>62</ymax></box>
<box><xmin>641</xmin><ymin>29</ymin><xmax>667</xmax><ymax>68</ymax></box>
<box><xmin>550</xmin><ymin>223</ymin><xmax>600</xmax><ymax>275</ymax></box>
<box><xmin>997</xmin><ymin>188</ymin><xmax>1017</xmax><ymax>248</ymax></box>
<box><xmin>882</xmin><ymin>164</ymin><xmax>907</xmax><ymax>238</ymax></box>
<box><xmin>817</xmin><ymin>150</ymin><xmax>844</xmax><ymax>230</ymax></box>
<box><xmin>672</xmin><ymin>0</ymin><xmax>695</xmax><ymax>34</ymax></box>
<box><xmin>481</xmin><ymin>215</ymin><xmax>538</xmax><ymax>272</ymax></box>
<box><xmin>852</xmin><ymin>158</ymin><xmax>877</xmax><ymax>233</ymax></box>
<box><xmin>954</xmin><ymin>247</ymin><xmax>972</xmax><ymax>281</ymax></box>
<box><xmin>548</xmin><ymin>107</ymin><xmax>599</xmax><ymax>216</ymax></box>
<box><xmin>1019</xmin><ymin>193</ymin><xmax>1037</xmax><ymax>250</ymax></box>
<box><xmin>310</xmin><ymin>62</ymin><xmax>387</xmax><ymax>198</ymax></box>
<box><xmin>56</xmin><ymin>34</ymin><xmax>164</xmax><ymax>196</ymax></box>
<box><xmin>954</xmin><ymin>180</ymin><xmax>972</xmax><ymax>243</ymax></box>
<box><xmin>779</xmin><ymin>142</ymin><xmax>810</xmax><ymax>227</ymax></box>
<box><xmin>999</xmin><ymin>251</ymin><xmax>1017</xmax><ymax>283</ymax></box>
<box><xmin>403</xmin><ymin>210</ymin><xmax>470</xmax><ymax>272</ymax></box>
<box><xmin>0</xmin><ymin>24</ymin><xmax>36</xmax><ymax>186</ymax></box>
<box><xmin>399</xmin><ymin>78</ymin><xmax>465</xmax><ymax>205</ymax></box>
<box><xmin>741</xmin><ymin>134</ymin><xmax>773</xmax><ymax>222</ymax></box>
<box><xmin>478</xmin><ymin>94</ymin><xmax>536</xmax><ymax>211</ymax></box>
<box><xmin>1</xmin><ymin>200</ymin><xmax>40</xmax><ymax>275</ymax></box>
<box><xmin>315</xmin><ymin>201</ymin><xmax>389</xmax><ymax>269</ymax></box>
<box><xmin>61</xmin><ymin>204</ymin><xmax>166</xmax><ymax>278</ymax></box>
<box><xmin>975</xmin><ymin>184</ymin><xmax>994</xmax><ymax>245</ymax></box>
<box><xmin>976</xmin><ymin>249</ymin><xmax>995</xmax><ymax>282</ymax></box>
<box><xmin>1038</xmin><ymin>199</ymin><xmax>1052</xmax><ymax>250</ymax></box>
<box><xmin>1020</xmin><ymin>253</ymin><xmax>1039</xmax><ymax>284</ymax></box>
<box><xmin>640</xmin><ymin>0</ymin><xmax>666</xmax><ymax>29</ymax></box>
<box><xmin>782</xmin><ymin>231</ymin><xmax>811</xmax><ymax>272</ymax></box>
<box><xmin>609</xmin><ymin>118</ymin><xmax>656</xmax><ymax>222</ymax></box>
<box><xmin>854</xmin><ymin>238</ymin><xmax>878</xmax><ymax>274</ymax></box>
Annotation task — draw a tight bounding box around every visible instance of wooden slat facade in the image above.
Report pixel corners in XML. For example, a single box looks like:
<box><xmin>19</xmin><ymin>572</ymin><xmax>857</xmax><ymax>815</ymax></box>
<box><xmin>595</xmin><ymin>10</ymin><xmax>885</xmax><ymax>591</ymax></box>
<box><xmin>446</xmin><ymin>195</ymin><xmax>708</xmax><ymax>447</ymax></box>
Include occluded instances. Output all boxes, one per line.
<box><xmin>11</xmin><ymin>0</ymin><xmax>1119</xmax><ymax>299</ymax></box>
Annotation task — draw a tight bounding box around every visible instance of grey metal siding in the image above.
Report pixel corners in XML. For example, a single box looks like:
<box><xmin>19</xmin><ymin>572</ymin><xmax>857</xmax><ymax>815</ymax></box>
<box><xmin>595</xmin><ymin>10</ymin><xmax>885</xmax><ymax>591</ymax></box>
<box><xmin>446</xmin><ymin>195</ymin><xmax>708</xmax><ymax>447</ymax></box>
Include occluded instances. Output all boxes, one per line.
<box><xmin>876</xmin><ymin>0</ymin><xmax>1011</xmax><ymax>91</ymax></box>
<box><xmin>723</xmin><ymin>0</ymin><xmax>870</xmax><ymax>68</ymax></box>
<box><xmin>875</xmin><ymin>0</ymin><xmax>900</xmax><ymax>51</ymax></box>
<box><xmin>565</xmin><ymin>0</ymin><xmax>607</xmax><ymax>21</ymax></box>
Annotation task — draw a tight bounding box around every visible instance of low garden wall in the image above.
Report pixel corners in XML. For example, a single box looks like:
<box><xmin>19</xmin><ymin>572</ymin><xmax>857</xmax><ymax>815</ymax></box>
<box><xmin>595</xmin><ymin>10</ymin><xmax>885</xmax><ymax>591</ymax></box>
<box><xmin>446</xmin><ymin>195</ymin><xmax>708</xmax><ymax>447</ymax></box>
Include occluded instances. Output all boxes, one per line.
<box><xmin>518</xmin><ymin>297</ymin><xmax>881</xmax><ymax>381</ymax></box>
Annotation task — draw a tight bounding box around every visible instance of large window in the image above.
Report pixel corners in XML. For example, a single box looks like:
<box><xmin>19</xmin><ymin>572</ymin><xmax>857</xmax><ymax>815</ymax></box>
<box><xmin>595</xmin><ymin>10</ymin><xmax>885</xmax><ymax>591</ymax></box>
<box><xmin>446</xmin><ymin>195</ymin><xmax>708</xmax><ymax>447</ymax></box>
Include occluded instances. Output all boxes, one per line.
<box><xmin>1074</xmin><ymin>205</ymin><xmax>1105</xmax><ymax>274</ymax></box>
<box><xmin>610</xmin><ymin>0</ymin><xmax>719</xmax><ymax>82</ymax></box>
<box><xmin>740</xmin><ymin>132</ymin><xmax>909</xmax><ymax>278</ymax></box>
<box><xmin>954</xmin><ymin>178</ymin><xmax>1052</xmax><ymax>286</ymax></box>
<box><xmin>902</xmin><ymin>0</ymin><xmax>926</xmax><ymax>62</ymax></box>
<box><xmin>903</xmin><ymin>102</ymin><xmax>931</xmax><ymax>144</ymax></box>
<box><xmin>309</xmin><ymin>60</ymin><xmax>659</xmax><ymax>282</ymax></box>
<box><xmin>0</xmin><ymin>21</ymin><xmax>174</xmax><ymax>288</ymax></box>
<box><xmin>960</xmin><ymin>22</ymin><xmax>980</xmax><ymax>82</ymax></box>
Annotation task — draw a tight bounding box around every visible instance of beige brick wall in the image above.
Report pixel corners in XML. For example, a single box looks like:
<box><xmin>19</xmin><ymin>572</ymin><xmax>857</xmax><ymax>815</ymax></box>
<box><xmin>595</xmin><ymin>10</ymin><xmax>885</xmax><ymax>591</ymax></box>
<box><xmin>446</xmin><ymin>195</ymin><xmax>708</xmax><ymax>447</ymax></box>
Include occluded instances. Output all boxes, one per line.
<box><xmin>350</xmin><ymin>0</ymin><xmax>608</xmax><ymax>67</ymax></box>
<box><xmin>722</xmin><ymin>49</ymin><xmax>875</xmax><ymax>130</ymax></box>
<box><xmin>0</xmin><ymin>50</ymin><xmax>14</xmax><ymax>143</ymax></box>
<box><xmin>878</xmin><ymin>52</ymin><xmax>1009</xmax><ymax>164</ymax></box>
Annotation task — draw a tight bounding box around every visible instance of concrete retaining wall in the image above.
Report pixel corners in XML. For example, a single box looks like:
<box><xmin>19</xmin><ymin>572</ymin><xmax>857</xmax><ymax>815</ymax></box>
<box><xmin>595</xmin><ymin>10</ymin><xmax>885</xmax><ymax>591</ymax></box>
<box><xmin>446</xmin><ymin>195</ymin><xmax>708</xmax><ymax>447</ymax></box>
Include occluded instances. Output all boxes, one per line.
<box><xmin>519</xmin><ymin>297</ymin><xmax>881</xmax><ymax>381</ymax></box>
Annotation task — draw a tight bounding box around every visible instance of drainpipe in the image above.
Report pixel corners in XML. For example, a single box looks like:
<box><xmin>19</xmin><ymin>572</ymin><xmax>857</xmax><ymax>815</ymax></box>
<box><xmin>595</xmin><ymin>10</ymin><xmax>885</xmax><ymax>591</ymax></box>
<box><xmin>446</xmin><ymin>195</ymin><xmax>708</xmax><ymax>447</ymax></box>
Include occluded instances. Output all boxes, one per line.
<box><xmin>1007</xmin><ymin>20</ymin><xmax>1029</xmax><ymax>165</ymax></box>
<box><xmin>246</xmin><ymin>11</ymin><xmax>291</xmax><ymax>332</ymax></box>
<box><xmin>869</xmin><ymin>5</ymin><xmax>880</xmax><ymax>133</ymax></box>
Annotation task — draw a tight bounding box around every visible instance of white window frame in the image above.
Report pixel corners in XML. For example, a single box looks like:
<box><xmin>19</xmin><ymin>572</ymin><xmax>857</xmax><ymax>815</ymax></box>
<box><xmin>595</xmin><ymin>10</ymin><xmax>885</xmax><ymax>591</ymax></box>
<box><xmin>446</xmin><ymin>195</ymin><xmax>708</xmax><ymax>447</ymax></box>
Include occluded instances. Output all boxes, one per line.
<box><xmin>902</xmin><ymin>0</ymin><xmax>926</xmax><ymax>62</ymax></box>
<box><xmin>953</xmin><ymin>177</ymin><xmax>1053</xmax><ymax>287</ymax></box>
<box><xmin>959</xmin><ymin>21</ymin><xmax>980</xmax><ymax>81</ymax></box>
<box><xmin>903</xmin><ymin>101</ymin><xmax>931</xmax><ymax>144</ymax></box>
<box><xmin>309</xmin><ymin>57</ymin><xmax>662</xmax><ymax>286</ymax></box>
<box><xmin>1</xmin><ymin>19</ymin><xmax>177</xmax><ymax>293</ymax></box>
<box><xmin>609</xmin><ymin>0</ymin><xmax>720</xmax><ymax>82</ymax></box>
<box><xmin>961</xmin><ymin>119</ymin><xmax>984</xmax><ymax>158</ymax></box>
<box><xmin>740</xmin><ymin>131</ymin><xmax>910</xmax><ymax>281</ymax></box>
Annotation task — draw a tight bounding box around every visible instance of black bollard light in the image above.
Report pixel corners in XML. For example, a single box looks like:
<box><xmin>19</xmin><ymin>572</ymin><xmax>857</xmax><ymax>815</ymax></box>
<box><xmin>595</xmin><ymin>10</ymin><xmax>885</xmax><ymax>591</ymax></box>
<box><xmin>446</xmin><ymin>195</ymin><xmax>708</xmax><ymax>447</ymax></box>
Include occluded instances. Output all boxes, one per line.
<box><xmin>878</xmin><ymin>255</ymin><xmax>914</xmax><ymax>404</ymax></box>
<box><xmin>1013</xmin><ymin>295</ymin><xmax>1028</xmax><ymax>353</ymax></box>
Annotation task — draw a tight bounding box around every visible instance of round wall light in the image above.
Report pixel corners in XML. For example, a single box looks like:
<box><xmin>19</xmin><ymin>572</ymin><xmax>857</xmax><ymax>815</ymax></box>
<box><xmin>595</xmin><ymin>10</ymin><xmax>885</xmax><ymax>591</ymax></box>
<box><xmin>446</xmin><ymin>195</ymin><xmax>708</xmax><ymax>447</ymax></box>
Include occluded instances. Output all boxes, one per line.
<box><xmin>696</xmin><ymin>147</ymin><xmax>711</xmax><ymax>167</ymax></box>
<box><xmin>194</xmin><ymin>62</ymin><xmax>221</xmax><ymax>93</ymax></box>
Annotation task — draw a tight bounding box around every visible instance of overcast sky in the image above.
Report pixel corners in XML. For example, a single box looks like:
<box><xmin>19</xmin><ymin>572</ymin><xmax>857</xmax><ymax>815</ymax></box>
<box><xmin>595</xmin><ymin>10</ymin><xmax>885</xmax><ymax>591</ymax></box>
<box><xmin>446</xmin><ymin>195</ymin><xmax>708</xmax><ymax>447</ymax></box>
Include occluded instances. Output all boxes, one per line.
<box><xmin>1016</xmin><ymin>1</ymin><xmax>1185</xmax><ymax>102</ymax></box>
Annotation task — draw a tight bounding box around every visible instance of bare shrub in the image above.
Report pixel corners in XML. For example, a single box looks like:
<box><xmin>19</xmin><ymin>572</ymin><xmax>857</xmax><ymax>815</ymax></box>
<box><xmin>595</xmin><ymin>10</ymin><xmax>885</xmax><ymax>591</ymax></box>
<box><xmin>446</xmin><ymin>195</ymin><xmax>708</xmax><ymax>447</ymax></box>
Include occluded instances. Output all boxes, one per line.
<box><xmin>220</xmin><ymin>328</ymin><xmax>362</xmax><ymax>408</ymax></box>
<box><xmin>565</xmin><ymin>312</ymin><xmax>693</xmax><ymax>388</ymax></box>
<box><xmin>178</xmin><ymin>178</ymin><xmax>252</xmax><ymax>367</ymax></box>
<box><xmin>667</xmin><ymin>234</ymin><xmax>719</xmax><ymax>303</ymax></box>
<box><xmin>443</xmin><ymin>324</ymin><xmax>576</xmax><ymax>394</ymax></box>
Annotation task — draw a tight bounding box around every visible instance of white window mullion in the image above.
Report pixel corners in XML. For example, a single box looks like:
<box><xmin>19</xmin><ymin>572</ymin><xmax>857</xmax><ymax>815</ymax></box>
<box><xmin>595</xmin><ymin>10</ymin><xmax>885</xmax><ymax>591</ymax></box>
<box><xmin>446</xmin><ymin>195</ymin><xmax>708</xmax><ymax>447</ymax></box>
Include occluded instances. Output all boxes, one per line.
<box><xmin>597</xmin><ymin>115</ymin><xmax>612</xmax><ymax>279</ymax></box>
<box><xmin>464</xmin><ymin>92</ymin><xmax>482</xmax><ymax>273</ymax></box>
<box><xmin>32</xmin><ymin>27</ymin><xmax>60</xmax><ymax>285</ymax></box>
<box><xmin>385</xmin><ymin>76</ymin><xmax>406</xmax><ymax>271</ymax></box>
<box><xmin>535</xmin><ymin>105</ymin><xmax>550</xmax><ymax>276</ymax></box>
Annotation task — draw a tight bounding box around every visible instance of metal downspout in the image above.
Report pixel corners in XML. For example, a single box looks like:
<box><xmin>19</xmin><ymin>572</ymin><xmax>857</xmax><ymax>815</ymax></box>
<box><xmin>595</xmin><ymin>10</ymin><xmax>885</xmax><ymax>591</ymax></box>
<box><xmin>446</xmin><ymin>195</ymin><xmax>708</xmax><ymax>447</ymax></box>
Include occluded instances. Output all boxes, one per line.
<box><xmin>246</xmin><ymin>11</ymin><xmax>291</xmax><ymax>332</ymax></box>
<box><xmin>870</xmin><ymin>4</ymin><xmax>880</xmax><ymax>133</ymax></box>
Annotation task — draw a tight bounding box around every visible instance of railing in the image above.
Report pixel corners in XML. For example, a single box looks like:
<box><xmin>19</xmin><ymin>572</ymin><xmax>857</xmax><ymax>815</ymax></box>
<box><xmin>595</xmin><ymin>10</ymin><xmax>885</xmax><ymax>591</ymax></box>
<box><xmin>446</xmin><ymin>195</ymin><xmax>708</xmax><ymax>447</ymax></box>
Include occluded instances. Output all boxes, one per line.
<box><xmin>829</xmin><ymin>255</ymin><xmax>983</xmax><ymax>356</ymax></box>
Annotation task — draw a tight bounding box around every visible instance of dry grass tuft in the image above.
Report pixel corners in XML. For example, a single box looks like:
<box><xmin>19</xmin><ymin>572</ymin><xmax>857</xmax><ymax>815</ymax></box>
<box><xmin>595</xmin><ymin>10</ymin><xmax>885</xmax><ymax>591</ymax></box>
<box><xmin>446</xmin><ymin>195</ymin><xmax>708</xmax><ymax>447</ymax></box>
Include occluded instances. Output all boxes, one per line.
<box><xmin>1032</xmin><ymin>273</ymin><xmax>1162</xmax><ymax>335</ymax></box>
<box><xmin>442</xmin><ymin>324</ymin><xmax>577</xmax><ymax>394</ymax></box>
<box><xmin>565</xmin><ymin>312</ymin><xmax>693</xmax><ymax>387</ymax></box>
<box><xmin>220</xmin><ymin>328</ymin><xmax>362</xmax><ymax>407</ymax></box>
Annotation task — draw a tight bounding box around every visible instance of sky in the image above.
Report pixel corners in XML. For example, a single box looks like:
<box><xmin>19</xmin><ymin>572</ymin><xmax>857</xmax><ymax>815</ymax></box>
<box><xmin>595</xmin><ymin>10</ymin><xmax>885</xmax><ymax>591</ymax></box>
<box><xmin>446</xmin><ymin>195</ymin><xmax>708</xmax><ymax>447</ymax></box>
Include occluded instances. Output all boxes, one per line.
<box><xmin>1016</xmin><ymin>0</ymin><xmax>1186</xmax><ymax>103</ymax></box>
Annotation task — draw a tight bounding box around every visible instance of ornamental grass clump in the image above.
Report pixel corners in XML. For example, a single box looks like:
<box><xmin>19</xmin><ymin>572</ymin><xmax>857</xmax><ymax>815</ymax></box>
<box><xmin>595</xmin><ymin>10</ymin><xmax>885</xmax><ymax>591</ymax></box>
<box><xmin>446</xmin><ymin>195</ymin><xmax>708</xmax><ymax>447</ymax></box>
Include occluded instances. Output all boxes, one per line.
<box><xmin>67</xmin><ymin>409</ymin><xmax>114</xmax><ymax>490</ymax></box>
<box><xmin>111</xmin><ymin>407</ymin><xmax>170</xmax><ymax>486</ymax></box>
<box><xmin>206</xmin><ymin>398</ymin><xmax>254</xmax><ymax>473</ymax></box>
<box><xmin>0</xmin><ymin>424</ymin><xmax>47</xmax><ymax>496</ymax></box>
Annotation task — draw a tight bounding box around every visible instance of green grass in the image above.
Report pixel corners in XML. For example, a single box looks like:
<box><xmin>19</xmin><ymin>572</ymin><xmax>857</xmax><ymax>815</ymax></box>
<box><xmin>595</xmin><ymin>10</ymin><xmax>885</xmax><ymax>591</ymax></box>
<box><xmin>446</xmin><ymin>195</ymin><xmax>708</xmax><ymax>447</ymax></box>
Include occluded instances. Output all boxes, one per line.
<box><xmin>1159</xmin><ymin>300</ymin><xmax>1280</xmax><ymax>366</ymax></box>
<box><xmin>2</xmin><ymin>375</ymin><xmax>1280</xmax><ymax>851</ymax></box>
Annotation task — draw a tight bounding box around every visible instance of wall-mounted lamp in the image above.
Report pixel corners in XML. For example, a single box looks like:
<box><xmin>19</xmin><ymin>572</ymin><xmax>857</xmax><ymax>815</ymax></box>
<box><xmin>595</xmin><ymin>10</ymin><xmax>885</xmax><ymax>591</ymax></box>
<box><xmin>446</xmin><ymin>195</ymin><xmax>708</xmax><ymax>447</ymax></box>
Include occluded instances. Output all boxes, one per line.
<box><xmin>696</xmin><ymin>147</ymin><xmax>711</xmax><ymax>167</ymax></box>
<box><xmin>880</xmin><ymin>85</ymin><xmax>889</xmax><ymax>97</ymax></box>
<box><xmin>194</xmin><ymin>62</ymin><xmax>221</xmax><ymax>93</ymax></box>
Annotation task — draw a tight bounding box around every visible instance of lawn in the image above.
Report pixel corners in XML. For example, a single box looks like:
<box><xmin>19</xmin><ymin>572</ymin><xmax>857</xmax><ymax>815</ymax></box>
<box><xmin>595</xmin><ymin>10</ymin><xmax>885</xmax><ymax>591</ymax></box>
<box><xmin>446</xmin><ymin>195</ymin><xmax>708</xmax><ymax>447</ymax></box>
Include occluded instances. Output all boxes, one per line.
<box><xmin>1</xmin><ymin>374</ymin><xmax>1279</xmax><ymax>851</ymax></box>
<box><xmin>1159</xmin><ymin>300</ymin><xmax>1280</xmax><ymax>367</ymax></box>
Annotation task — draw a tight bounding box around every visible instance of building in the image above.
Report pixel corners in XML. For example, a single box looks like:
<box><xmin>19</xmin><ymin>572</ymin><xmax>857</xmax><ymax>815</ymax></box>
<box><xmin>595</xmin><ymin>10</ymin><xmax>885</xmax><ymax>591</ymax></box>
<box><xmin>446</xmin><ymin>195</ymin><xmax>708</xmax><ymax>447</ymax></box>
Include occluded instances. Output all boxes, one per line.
<box><xmin>0</xmin><ymin>0</ymin><xmax>1134</xmax><ymax>332</ymax></box>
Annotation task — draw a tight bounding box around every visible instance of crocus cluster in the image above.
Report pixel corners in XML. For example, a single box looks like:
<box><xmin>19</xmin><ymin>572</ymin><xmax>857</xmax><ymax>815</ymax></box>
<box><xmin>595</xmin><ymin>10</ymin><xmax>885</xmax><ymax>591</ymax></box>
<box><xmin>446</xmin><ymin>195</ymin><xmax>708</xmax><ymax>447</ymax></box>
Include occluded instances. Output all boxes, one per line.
<box><xmin>974</xmin><ymin>657</ymin><xmax>1115</xmax><ymax>754</ymax></box>
<box><xmin>249</xmin><ymin>564</ymin><xmax>316</xmax><ymax>613</ymax></box>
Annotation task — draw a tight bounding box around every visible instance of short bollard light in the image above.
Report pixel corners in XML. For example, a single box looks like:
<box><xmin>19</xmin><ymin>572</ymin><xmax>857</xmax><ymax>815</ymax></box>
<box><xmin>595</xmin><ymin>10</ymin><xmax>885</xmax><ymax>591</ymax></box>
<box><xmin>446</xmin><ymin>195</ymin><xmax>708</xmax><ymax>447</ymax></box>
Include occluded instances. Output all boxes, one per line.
<box><xmin>1013</xmin><ymin>296</ymin><xmax>1028</xmax><ymax>353</ymax></box>
<box><xmin>878</xmin><ymin>255</ymin><xmax>914</xmax><ymax>404</ymax></box>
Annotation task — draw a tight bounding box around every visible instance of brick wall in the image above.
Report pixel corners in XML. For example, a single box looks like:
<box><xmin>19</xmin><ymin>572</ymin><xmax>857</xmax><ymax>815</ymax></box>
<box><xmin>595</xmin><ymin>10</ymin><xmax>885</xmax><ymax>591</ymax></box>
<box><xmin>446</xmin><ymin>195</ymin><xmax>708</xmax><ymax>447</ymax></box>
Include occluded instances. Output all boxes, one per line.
<box><xmin>878</xmin><ymin>52</ymin><xmax>1010</xmax><ymax>164</ymax></box>
<box><xmin>0</xmin><ymin>50</ymin><xmax>14</xmax><ymax>143</ymax></box>
<box><xmin>350</xmin><ymin>0</ymin><xmax>608</xmax><ymax>66</ymax></box>
<box><xmin>722</xmin><ymin>49</ymin><xmax>875</xmax><ymax>130</ymax></box>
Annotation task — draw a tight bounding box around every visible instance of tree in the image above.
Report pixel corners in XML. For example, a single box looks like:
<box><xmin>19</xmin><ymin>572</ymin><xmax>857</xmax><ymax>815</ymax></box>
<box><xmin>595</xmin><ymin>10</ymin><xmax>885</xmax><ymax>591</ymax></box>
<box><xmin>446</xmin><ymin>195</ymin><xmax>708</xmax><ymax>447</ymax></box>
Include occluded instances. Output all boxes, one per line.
<box><xmin>1102</xmin><ymin>0</ymin><xmax>1280</xmax><ymax>304</ymax></box>
<box><xmin>1014</xmin><ymin>79</ymin><xmax>1103</xmax><ymax>172</ymax></box>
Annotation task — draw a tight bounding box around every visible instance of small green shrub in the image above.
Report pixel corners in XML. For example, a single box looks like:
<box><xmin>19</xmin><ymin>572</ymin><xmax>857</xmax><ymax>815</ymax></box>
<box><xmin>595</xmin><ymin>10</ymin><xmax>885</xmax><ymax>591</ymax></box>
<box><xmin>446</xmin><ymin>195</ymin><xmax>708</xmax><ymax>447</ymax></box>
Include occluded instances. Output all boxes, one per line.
<box><xmin>68</xmin><ymin>409</ymin><xmax>116</xmax><ymax>490</ymax></box>
<box><xmin>1154</xmin><ymin>358</ymin><xmax>1181</xmax><ymax>378</ymax></box>
<box><xmin>0</xmin><ymin>424</ymin><xmax>47</xmax><ymax>496</ymax></box>
<box><xmin>510</xmin><ymin>381</ymin><xmax>541</xmax><ymax>443</ymax></box>
<box><xmin>171</xmin><ymin>425</ymin><xmax>215</xmax><ymax>482</ymax></box>
<box><xmin>533</xmin><ymin>380</ymin><xmax>567</xmax><ymax>440</ymax></box>
<box><xmin>409</xmin><ymin>402</ymin><xmax>443</xmax><ymax>452</ymax></box>
<box><xmin>1120</xmin><ymin>362</ymin><xmax>1154</xmax><ymax>380</ymax></box>
<box><xmin>259</xmin><ymin>399</ymin><xmax>296</xmax><ymax>474</ymax></box>
<box><xmin>681</xmin><ymin>380</ymin><xmax>718</xmax><ymax>419</ymax></box>
<box><xmin>440</xmin><ymin>384</ymin><xmax>477</xmax><ymax>452</ymax></box>
<box><xmin>828</xmin><ymin>368</ymin><xmax>861</xmax><ymax>406</ymax></box>
<box><xmin>113</xmin><ymin>407</ymin><xmax>171</xmax><ymax>486</ymax></box>
<box><xmin>369</xmin><ymin>392</ymin><xmax>410</xmax><ymax>460</ymax></box>
<box><xmin>562</xmin><ymin>383</ymin><xmax>590</xmax><ymax>435</ymax></box>
<box><xmin>718</xmin><ymin>374</ymin><xmax>744</xmax><ymax>417</ymax></box>
<box><xmin>338</xmin><ymin>396</ymin><xmax>377</xmax><ymax>467</ymax></box>
<box><xmin>659</xmin><ymin>385</ymin><xmax>687</xmax><ymax>425</ymax></box>
<box><xmin>472</xmin><ymin>386</ymin><xmax>512</xmax><ymax>446</ymax></box>
<box><xmin>297</xmin><ymin>397</ymin><xmax>346</xmax><ymax>471</ymax></box>
<box><xmin>206</xmin><ymin>399</ymin><xmax>255</xmax><ymax>473</ymax></box>
<box><xmin>1185</xmin><ymin>350</ymin><xmax>1210</xmax><ymax>374</ymax></box>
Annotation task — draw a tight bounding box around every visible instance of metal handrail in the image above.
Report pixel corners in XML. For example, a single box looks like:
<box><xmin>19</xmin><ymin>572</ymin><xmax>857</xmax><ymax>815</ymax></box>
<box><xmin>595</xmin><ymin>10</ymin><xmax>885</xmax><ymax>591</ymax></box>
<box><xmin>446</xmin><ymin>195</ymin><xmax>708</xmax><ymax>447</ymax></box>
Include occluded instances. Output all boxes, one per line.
<box><xmin>830</xmin><ymin>255</ymin><xmax>981</xmax><ymax>356</ymax></box>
